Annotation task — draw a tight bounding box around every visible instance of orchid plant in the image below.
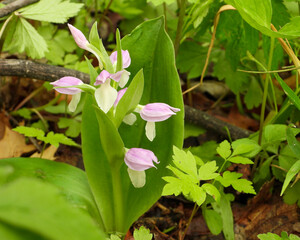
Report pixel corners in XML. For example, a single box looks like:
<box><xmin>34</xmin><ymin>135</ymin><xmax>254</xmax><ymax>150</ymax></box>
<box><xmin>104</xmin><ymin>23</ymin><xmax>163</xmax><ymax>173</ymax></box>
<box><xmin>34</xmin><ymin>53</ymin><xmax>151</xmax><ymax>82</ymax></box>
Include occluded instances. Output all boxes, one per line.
<box><xmin>0</xmin><ymin>17</ymin><xmax>184</xmax><ymax>239</ymax></box>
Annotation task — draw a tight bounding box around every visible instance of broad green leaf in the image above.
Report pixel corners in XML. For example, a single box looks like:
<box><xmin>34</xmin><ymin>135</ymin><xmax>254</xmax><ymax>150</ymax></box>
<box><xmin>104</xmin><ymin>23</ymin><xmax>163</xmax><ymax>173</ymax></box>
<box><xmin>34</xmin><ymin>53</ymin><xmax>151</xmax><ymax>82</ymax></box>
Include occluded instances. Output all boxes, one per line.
<box><xmin>280</xmin><ymin>160</ymin><xmax>300</xmax><ymax>196</ymax></box>
<box><xmin>4</xmin><ymin>17</ymin><xmax>48</xmax><ymax>59</ymax></box>
<box><xmin>277</xmin><ymin>16</ymin><xmax>300</xmax><ymax>38</ymax></box>
<box><xmin>283</xmin><ymin>181</ymin><xmax>300</xmax><ymax>207</ymax></box>
<box><xmin>228</xmin><ymin>156</ymin><xmax>254</xmax><ymax>164</ymax></box>
<box><xmin>0</xmin><ymin>178</ymin><xmax>106</xmax><ymax>240</ymax></box>
<box><xmin>0</xmin><ymin>157</ymin><xmax>102</xmax><ymax>227</ymax></box>
<box><xmin>93</xmin><ymin>106</ymin><xmax>125</xmax><ymax>166</ymax></box>
<box><xmin>202</xmin><ymin>209</ymin><xmax>223</xmax><ymax>235</ymax></box>
<box><xmin>133</xmin><ymin>226</ymin><xmax>153</xmax><ymax>240</ymax></box>
<box><xmin>198</xmin><ymin>161</ymin><xmax>219</xmax><ymax>180</ymax></box>
<box><xmin>286</xmin><ymin>127</ymin><xmax>300</xmax><ymax>156</ymax></box>
<box><xmin>20</xmin><ymin>0</ymin><xmax>83</xmax><ymax>23</ymax></box>
<box><xmin>119</xmin><ymin>17</ymin><xmax>184</xmax><ymax>231</ymax></box>
<box><xmin>82</xmin><ymin>96</ymin><xmax>115</xmax><ymax>231</ymax></box>
<box><xmin>115</xmin><ymin>69</ymin><xmax>144</xmax><ymax>127</ymax></box>
<box><xmin>212</xmin><ymin>192</ymin><xmax>234</xmax><ymax>240</ymax></box>
<box><xmin>216</xmin><ymin>140</ymin><xmax>231</xmax><ymax>159</ymax></box>
<box><xmin>274</xmin><ymin>73</ymin><xmax>300</xmax><ymax>111</ymax></box>
<box><xmin>231</xmin><ymin>138</ymin><xmax>261</xmax><ymax>158</ymax></box>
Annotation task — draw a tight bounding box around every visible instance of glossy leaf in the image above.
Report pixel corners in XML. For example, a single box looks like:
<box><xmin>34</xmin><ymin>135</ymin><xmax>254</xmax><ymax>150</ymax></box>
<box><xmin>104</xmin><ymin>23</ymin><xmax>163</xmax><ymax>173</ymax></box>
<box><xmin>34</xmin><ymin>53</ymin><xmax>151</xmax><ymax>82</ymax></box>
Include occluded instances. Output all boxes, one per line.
<box><xmin>120</xmin><ymin>17</ymin><xmax>184</xmax><ymax>231</ymax></box>
<box><xmin>0</xmin><ymin>157</ymin><xmax>101</xmax><ymax>224</ymax></box>
<box><xmin>0</xmin><ymin>178</ymin><xmax>106</xmax><ymax>240</ymax></box>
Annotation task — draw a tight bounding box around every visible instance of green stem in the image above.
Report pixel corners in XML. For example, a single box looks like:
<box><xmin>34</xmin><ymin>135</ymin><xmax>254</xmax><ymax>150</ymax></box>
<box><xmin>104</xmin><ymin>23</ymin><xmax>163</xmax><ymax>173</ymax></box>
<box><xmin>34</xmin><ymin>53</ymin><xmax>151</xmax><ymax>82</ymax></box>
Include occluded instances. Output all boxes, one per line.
<box><xmin>110</xmin><ymin>163</ymin><xmax>124</xmax><ymax>232</ymax></box>
<box><xmin>99</xmin><ymin>0</ymin><xmax>114</xmax><ymax>27</ymax></box>
<box><xmin>253</xmin><ymin>37</ymin><xmax>275</xmax><ymax>175</ymax></box>
<box><xmin>174</xmin><ymin>0</ymin><xmax>187</xmax><ymax>57</ymax></box>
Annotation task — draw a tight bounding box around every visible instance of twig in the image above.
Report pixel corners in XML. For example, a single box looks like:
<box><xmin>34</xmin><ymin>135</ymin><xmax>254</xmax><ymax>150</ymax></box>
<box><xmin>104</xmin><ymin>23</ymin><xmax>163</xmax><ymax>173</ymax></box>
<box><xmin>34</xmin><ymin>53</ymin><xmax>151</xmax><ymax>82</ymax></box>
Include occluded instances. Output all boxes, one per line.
<box><xmin>0</xmin><ymin>59</ymin><xmax>90</xmax><ymax>83</ymax></box>
<box><xmin>0</xmin><ymin>0</ymin><xmax>39</xmax><ymax>18</ymax></box>
<box><xmin>0</xmin><ymin>59</ymin><xmax>252</xmax><ymax>140</ymax></box>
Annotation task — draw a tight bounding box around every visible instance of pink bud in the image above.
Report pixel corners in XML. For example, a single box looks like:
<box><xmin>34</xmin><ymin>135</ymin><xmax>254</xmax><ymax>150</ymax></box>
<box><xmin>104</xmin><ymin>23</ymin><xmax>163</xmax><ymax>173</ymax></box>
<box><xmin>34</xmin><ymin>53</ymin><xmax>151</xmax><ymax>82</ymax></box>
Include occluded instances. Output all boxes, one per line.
<box><xmin>50</xmin><ymin>77</ymin><xmax>83</xmax><ymax>95</ymax></box>
<box><xmin>114</xmin><ymin>88</ymin><xmax>127</xmax><ymax>107</ymax></box>
<box><xmin>68</xmin><ymin>24</ymin><xmax>89</xmax><ymax>50</ymax></box>
<box><xmin>140</xmin><ymin>103</ymin><xmax>180</xmax><ymax>122</ymax></box>
<box><xmin>94</xmin><ymin>70</ymin><xmax>111</xmax><ymax>85</ymax></box>
<box><xmin>125</xmin><ymin>148</ymin><xmax>159</xmax><ymax>171</ymax></box>
<box><xmin>110</xmin><ymin>50</ymin><xmax>131</xmax><ymax>69</ymax></box>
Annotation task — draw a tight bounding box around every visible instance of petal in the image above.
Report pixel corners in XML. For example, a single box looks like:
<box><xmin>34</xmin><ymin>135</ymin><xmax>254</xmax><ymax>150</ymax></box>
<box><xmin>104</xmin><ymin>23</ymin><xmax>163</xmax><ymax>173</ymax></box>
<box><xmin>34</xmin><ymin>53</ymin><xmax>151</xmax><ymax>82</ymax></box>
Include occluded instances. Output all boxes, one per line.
<box><xmin>94</xmin><ymin>81</ymin><xmax>118</xmax><ymax>113</ymax></box>
<box><xmin>145</xmin><ymin>121</ymin><xmax>156</xmax><ymax>141</ymax></box>
<box><xmin>110</xmin><ymin>70</ymin><xmax>130</xmax><ymax>88</ymax></box>
<box><xmin>123</xmin><ymin>113</ymin><xmax>136</xmax><ymax>125</ymax></box>
<box><xmin>110</xmin><ymin>50</ymin><xmax>131</xmax><ymax>69</ymax></box>
<box><xmin>68</xmin><ymin>24</ymin><xmax>89</xmax><ymax>50</ymax></box>
<box><xmin>140</xmin><ymin>103</ymin><xmax>180</xmax><ymax>122</ymax></box>
<box><xmin>127</xmin><ymin>168</ymin><xmax>146</xmax><ymax>188</ymax></box>
<box><xmin>95</xmin><ymin>70</ymin><xmax>111</xmax><ymax>85</ymax></box>
<box><xmin>124</xmin><ymin>148</ymin><xmax>158</xmax><ymax>171</ymax></box>
<box><xmin>50</xmin><ymin>77</ymin><xmax>83</xmax><ymax>95</ymax></box>
<box><xmin>68</xmin><ymin>92</ymin><xmax>81</xmax><ymax>112</ymax></box>
<box><xmin>114</xmin><ymin>88</ymin><xmax>127</xmax><ymax>107</ymax></box>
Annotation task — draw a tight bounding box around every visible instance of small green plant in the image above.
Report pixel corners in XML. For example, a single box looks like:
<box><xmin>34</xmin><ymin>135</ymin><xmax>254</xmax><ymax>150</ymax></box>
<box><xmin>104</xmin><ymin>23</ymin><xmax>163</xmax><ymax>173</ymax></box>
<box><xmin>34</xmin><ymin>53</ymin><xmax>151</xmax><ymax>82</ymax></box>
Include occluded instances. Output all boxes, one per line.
<box><xmin>258</xmin><ymin>231</ymin><xmax>300</xmax><ymax>240</ymax></box>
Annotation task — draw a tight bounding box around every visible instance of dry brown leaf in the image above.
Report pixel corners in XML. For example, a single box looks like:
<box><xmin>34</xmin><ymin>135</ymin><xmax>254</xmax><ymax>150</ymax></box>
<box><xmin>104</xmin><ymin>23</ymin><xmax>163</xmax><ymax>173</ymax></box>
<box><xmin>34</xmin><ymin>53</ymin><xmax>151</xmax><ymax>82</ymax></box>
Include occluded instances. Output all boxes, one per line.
<box><xmin>30</xmin><ymin>145</ymin><xmax>57</xmax><ymax>160</ymax></box>
<box><xmin>0</xmin><ymin>123</ymin><xmax>35</xmax><ymax>158</ymax></box>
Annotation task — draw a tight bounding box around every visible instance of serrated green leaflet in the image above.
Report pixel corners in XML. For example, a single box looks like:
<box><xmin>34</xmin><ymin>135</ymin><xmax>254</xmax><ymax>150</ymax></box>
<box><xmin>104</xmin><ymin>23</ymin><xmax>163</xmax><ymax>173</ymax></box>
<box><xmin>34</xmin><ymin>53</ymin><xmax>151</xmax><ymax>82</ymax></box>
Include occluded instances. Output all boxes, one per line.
<box><xmin>216</xmin><ymin>171</ymin><xmax>256</xmax><ymax>194</ymax></box>
<box><xmin>133</xmin><ymin>226</ymin><xmax>153</xmax><ymax>240</ymax></box>
<box><xmin>20</xmin><ymin>0</ymin><xmax>83</xmax><ymax>24</ymax></box>
<box><xmin>4</xmin><ymin>17</ymin><xmax>47</xmax><ymax>59</ymax></box>
<box><xmin>198</xmin><ymin>161</ymin><xmax>219</xmax><ymax>180</ymax></box>
<box><xmin>228</xmin><ymin>156</ymin><xmax>253</xmax><ymax>164</ymax></box>
<box><xmin>217</xmin><ymin>140</ymin><xmax>231</xmax><ymax>159</ymax></box>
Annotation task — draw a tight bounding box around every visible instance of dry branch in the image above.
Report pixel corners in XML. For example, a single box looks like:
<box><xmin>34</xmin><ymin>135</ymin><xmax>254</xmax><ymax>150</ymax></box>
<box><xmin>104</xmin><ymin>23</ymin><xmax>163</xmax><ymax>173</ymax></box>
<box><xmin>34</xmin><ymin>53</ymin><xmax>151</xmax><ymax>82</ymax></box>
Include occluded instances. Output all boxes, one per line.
<box><xmin>0</xmin><ymin>59</ymin><xmax>252</xmax><ymax>140</ymax></box>
<box><xmin>0</xmin><ymin>0</ymin><xmax>39</xmax><ymax>18</ymax></box>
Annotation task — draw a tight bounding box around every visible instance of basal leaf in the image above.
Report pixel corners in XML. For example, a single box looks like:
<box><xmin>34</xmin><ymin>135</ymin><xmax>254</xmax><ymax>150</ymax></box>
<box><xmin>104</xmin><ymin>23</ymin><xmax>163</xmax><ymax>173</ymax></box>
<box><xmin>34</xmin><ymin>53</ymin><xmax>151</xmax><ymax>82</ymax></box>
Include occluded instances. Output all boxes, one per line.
<box><xmin>20</xmin><ymin>0</ymin><xmax>84</xmax><ymax>23</ymax></box>
<box><xmin>0</xmin><ymin>178</ymin><xmax>106</xmax><ymax>240</ymax></box>
<box><xmin>0</xmin><ymin>157</ymin><xmax>102</xmax><ymax>227</ymax></box>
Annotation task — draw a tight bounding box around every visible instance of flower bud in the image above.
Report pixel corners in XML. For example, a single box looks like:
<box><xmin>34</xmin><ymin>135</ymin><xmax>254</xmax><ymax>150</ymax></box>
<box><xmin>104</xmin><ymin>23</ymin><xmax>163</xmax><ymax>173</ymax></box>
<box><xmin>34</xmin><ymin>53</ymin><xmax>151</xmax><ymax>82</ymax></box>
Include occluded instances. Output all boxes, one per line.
<box><xmin>124</xmin><ymin>148</ymin><xmax>159</xmax><ymax>171</ymax></box>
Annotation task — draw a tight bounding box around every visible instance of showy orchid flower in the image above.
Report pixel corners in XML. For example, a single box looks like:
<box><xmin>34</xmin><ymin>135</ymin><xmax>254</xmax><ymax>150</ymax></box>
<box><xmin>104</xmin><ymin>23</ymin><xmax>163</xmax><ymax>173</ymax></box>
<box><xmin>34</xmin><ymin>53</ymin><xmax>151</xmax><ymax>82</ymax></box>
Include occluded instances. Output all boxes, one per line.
<box><xmin>138</xmin><ymin>103</ymin><xmax>180</xmax><ymax>141</ymax></box>
<box><xmin>125</xmin><ymin>148</ymin><xmax>159</xmax><ymax>188</ymax></box>
<box><xmin>68</xmin><ymin>24</ymin><xmax>103</xmax><ymax>69</ymax></box>
<box><xmin>50</xmin><ymin>77</ymin><xmax>84</xmax><ymax>112</ymax></box>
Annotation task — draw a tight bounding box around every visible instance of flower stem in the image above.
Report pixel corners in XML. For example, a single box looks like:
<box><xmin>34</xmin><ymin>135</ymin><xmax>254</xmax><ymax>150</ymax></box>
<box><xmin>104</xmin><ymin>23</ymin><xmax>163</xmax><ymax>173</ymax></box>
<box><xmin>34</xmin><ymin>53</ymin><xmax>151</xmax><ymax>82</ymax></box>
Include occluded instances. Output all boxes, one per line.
<box><xmin>111</xmin><ymin>163</ymin><xmax>124</xmax><ymax>233</ymax></box>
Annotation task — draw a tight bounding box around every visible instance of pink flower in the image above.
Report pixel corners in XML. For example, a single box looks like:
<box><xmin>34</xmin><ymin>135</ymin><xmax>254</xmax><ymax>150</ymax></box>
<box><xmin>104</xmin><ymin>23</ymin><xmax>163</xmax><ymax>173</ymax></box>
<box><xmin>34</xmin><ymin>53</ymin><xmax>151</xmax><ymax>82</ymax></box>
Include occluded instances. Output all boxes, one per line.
<box><xmin>94</xmin><ymin>70</ymin><xmax>111</xmax><ymax>85</ymax></box>
<box><xmin>67</xmin><ymin>24</ymin><xmax>89</xmax><ymax>50</ymax></box>
<box><xmin>50</xmin><ymin>77</ymin><xmax>83</xmax><ymax>95</ymax></box>
<box><xmin>114</xmin><ymin>88</ymin><xmax>127</xmax><ymax>107</ymax></box>
<box><xmin>125</xmin><ymin>148</ymin><xmax>159</xmax><ymax>171</ymax></box>
<box><xmin>140</xmin><ymin>103</ymin><xmax>180</xmax><ymax>122</ymax></box>
<box><xmin>110</xmin><ymin>50</ymin><xmax>131</xmax><ymax>69</ymax></box>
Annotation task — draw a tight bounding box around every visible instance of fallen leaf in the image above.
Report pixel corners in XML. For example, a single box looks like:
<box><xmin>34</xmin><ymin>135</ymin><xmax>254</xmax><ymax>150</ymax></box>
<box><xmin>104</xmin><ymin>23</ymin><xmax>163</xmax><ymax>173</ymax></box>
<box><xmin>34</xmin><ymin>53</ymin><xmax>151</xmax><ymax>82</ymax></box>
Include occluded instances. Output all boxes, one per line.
<box><xmin>30</xmin><ymin>145</ymin><xmax>57</xmax><ymax>160</ymax></box>
<box><xmin>0</xmin><ymin>122</ymin><xmax>35</xmax><ymax>158</ymax></box>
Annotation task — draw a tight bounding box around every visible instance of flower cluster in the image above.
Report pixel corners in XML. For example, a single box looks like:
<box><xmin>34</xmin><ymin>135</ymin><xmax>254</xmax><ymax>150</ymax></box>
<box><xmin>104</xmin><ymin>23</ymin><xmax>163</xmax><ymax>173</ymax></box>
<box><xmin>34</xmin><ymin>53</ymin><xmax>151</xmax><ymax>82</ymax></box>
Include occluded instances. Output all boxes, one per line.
<box><xmin>50</xmin><ymin>24</ymin><xmax>180</xmax><ymax>188</ymax></box>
